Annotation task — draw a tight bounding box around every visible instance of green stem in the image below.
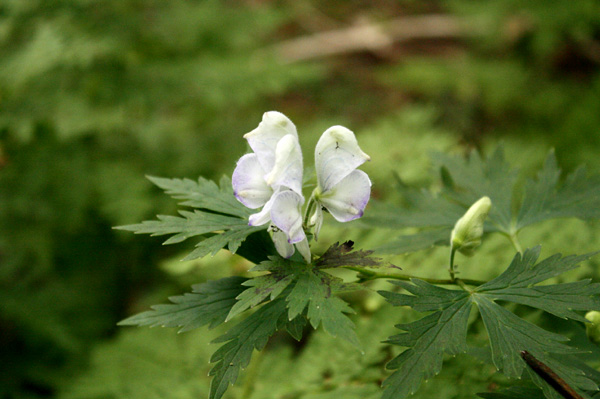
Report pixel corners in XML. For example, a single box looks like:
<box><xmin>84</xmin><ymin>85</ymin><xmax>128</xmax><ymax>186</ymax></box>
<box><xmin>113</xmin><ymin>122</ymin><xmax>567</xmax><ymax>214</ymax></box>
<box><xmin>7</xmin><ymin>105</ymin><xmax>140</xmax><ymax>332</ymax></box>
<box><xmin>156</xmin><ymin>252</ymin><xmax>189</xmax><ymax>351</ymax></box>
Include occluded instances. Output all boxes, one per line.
<box><xmin>449</xmin><ymin>247</ymin><xmax>457</xmax><ymax>282</ymax></box>
<box><xmin>344</xmin><ymin>266</ymin><xmax>485</xmax><ymax>287</ymax></box>
<box><xmin>508</xmin><ymin>232</ymin><xmax>523</xmax><ymax>254</ymax></box>
<box><xmin>303</xmin><ymin>193</ymin><xmax>317</xmax><ymax>227</ymax></box>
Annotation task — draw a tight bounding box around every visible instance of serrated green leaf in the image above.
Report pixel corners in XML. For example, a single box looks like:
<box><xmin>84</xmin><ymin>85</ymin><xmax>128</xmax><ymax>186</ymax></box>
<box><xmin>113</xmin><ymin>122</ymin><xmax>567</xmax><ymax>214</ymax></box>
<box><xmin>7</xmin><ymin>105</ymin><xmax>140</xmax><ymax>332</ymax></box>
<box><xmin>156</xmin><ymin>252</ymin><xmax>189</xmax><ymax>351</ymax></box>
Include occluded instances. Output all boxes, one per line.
<box><xmin>315</xmin><ymin>240</ymin><xmax>382</xmax><ymax>269</ymax></box>
<box><xmin>147</xmin><ymin>175</ymin><xmax>250</xmax><ymax>218</ymax></box>
<box><xmin>473</xmin><ymin>295</ymin><xmax>598</xmax><ymax>397</ymax></box>
<box><xmin>208</xmin><ymin>298</ymin><xmax>289</xmax><ymax>399</ymax></box>
<box><xmin>116</xmin><ymin>176</ymin><xmax>268</xmax><ymax>261</ymax></box>
<box><xmin>118</xmin><ymin>276</ymin><xmax>247</xmax><ymax>333</ymax></box>
<box><xmin>380</xmin><ymin>280</ymin><xmax>471</xmax><ymax>399</ymax></box>
<box><xmin>434</xmin><ymin>147</ymin><xmax>518</xmax><ymax>232</ymax></box>
<box><xmin>227</xmin><ymin>274</ymin><xmax>294</xmax><ymax>320</ymax></box>
<box><xmin>477</xmin><ymin>247</ymin><xmax>600</xmax><ymax>322</ymax></box>
<box><xmin>286</xmin><ymin>270</ymin><xmax>361</xmax><ymax>350</ymax></box>
<box><xmin>473</xmin><ymin>295</ymin><xmax>576</xmax><ymax>377</ymax></box>
<box><xmin>516</xmin><ymin>152</ymin><xmax>600</xmax><ymax>230</ymax></box>
<box><xmin>362</xmin><ymin>147</ymin><xmax>600</xmax><ymax>255</ymax></box>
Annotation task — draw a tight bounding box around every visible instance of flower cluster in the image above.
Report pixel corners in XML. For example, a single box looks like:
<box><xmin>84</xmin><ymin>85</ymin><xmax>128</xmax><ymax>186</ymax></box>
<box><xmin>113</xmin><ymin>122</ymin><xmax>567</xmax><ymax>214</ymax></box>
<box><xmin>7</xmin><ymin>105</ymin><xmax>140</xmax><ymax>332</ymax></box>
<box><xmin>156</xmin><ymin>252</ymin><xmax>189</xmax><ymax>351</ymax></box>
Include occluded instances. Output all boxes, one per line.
<box><xmin>232</xmin><ymin>111</ymin><xmax>371</xmax><ymax>262</ymax></box>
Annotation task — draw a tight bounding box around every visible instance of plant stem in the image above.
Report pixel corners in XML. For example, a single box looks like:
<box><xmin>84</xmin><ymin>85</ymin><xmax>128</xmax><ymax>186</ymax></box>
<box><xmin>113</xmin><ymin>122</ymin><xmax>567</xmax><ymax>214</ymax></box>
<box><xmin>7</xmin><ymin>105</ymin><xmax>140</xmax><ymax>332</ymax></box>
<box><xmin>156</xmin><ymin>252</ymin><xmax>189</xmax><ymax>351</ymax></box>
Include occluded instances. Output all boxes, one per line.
<box><xmin>449</xmin><ymin>247</ymin><xmax>457</xmax><ymax>282</ymax></box>
<box><xmin>344</xmin><ymin>266</ymin><xmax>485</xmax><ymax>287</ymax></box>
<box><xmin>508</xmin><ymin>232</ymin><xmax>523</xmax><ymax>254</ymax></box>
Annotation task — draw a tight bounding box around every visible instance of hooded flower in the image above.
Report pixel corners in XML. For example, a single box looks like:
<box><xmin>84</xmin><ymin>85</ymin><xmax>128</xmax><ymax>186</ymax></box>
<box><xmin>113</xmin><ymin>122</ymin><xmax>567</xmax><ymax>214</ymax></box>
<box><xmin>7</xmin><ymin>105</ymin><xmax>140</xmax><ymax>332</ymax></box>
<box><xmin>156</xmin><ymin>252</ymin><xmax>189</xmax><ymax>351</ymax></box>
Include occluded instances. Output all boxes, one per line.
<box><xmin>309</xmin><ymin>126</ymin><xmax>371</xmax><ymax>238</ymax></box>
<box><xmin>232</xmin><ymin>111</ymin><xmax>309</xmax><ymax>261</ymax></box>
<box><xmin>450</xmin><ymin>196</ymin><xmax>492</xmax><ymax>256</ymax></box>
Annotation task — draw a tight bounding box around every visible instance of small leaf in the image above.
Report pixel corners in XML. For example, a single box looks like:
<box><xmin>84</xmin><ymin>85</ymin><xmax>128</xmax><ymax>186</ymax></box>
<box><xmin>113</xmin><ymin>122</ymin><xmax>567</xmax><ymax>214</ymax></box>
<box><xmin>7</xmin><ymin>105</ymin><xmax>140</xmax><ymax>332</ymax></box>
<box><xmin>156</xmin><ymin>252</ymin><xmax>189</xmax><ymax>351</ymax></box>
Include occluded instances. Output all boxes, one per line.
<box><xmin>116</xmin><ymin>176</ymin><xmax>269</xmax><ymax>261</ymax></box>
<box><xmin>286</xmin><ymin>269</ymin><xmax>361</xmax><ymax>350</ymax></box>
<box><xmin>315</xmin><ymin>240</ymin><xmax>383</xmax><ymax>269</ymax></box>
<box><xmin>208</xmin><ymin>299</ymin><xmax>289</xmax><ymax>399</ymax></box>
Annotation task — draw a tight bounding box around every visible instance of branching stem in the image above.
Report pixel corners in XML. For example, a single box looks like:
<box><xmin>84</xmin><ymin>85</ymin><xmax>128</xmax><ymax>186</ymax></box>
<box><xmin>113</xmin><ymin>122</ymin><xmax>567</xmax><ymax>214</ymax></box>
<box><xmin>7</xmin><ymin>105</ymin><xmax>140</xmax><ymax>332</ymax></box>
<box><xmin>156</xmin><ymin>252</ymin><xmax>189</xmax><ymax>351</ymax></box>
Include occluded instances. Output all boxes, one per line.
<box><xmin>345</xmin><ymin>266</ymin><xmax>485</xmax><ymax>286</ymax></box>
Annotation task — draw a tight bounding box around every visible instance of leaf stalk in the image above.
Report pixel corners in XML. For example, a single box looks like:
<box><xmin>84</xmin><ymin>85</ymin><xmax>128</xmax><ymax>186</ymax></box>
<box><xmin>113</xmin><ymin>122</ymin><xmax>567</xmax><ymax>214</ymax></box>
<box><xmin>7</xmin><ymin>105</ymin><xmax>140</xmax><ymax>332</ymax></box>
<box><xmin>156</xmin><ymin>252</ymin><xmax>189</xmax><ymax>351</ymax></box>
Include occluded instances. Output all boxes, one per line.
<box><xmin>344</xmin><ymin>265</ymin><xmax>484</xmax><ymax>286</ymax></box>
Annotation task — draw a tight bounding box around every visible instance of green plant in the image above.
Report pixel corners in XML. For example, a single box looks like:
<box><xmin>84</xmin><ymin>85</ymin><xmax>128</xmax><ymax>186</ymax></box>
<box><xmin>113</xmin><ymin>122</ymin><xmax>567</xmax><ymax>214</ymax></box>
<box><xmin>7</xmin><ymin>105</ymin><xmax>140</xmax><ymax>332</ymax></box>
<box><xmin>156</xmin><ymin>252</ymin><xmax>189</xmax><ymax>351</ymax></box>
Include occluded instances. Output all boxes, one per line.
<box><xmin>118</xmin><ymin>117</ymin><xmax>600</xmax><ymax>399</ymax></box>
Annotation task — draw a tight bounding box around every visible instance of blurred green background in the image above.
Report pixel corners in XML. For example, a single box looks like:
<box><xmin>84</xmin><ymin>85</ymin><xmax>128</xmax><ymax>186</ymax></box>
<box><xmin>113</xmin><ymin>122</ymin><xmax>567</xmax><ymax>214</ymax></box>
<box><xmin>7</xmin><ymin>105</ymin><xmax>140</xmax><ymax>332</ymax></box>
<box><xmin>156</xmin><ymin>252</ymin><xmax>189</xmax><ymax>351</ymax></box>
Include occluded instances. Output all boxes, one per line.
<box><xmin>2</xmin><ymin>1</ymin><xmax>600</xmax><ymax>398</ymax></box>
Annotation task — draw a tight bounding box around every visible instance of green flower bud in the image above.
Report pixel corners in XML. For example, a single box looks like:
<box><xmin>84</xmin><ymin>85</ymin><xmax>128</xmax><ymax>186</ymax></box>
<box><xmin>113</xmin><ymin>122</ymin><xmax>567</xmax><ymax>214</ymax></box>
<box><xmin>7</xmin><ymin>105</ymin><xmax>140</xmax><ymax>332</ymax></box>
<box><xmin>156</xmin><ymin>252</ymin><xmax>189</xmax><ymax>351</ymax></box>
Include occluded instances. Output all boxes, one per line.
<box><xmin>585</xmin><ymin>311</ymin><xmax>600</xmax><ymax>344</ymax></box>
<box><xmin>451</xmin><ymin>196</ymin><xmax>492</xmax><ymax>256</ymax></box>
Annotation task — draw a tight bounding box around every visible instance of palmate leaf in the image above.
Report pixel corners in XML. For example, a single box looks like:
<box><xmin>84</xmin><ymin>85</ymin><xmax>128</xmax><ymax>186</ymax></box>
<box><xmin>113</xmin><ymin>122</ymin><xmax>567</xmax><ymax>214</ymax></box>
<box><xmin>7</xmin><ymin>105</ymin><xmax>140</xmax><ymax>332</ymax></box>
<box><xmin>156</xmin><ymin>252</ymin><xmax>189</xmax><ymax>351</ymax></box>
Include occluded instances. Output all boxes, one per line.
<box><xmin>118</xmin><ymin>276</ymin><xmax>247</xmax><ymax>333</ymax></box>
<box><xmin>209</xmin><ymin>298</ymin><xmax>290</xmax><ymax>399</ymax></box>
<box><xmin>516</xmin><ymin>152</ymin><xmax>600</xmax><ymax>230</ymax></box>
<box><xmin>225</xmin><ymin>257</ymin><xmax>303</xmax><ymax>321</ymax></box>
<box><xmin>116</xmin><ymin>176</ymin><xmax>267</xmax><ymax>261</ymax></box>
<box><xmin>380</xmin><ymin>248</ymin><xmax>600</xmax><ymax>399</ymax></box>
<box><xmin>379</xmin><ymin>281</ymin><xmax>471</xmax><ymax>399</ymax></box>
<box><xmin>476</xmin><ymin>247</ymin><xmax>600</xmax><ymax>322</ymax></box>
<box><xmin>286</xmin><ymin>269</ymin><xmax>361</xmax><ymax>350</ymax></box>
<box><xmin>363</xmin><ymin>147</ymin><xmax>600</xmax><ymax>254</ymax></box>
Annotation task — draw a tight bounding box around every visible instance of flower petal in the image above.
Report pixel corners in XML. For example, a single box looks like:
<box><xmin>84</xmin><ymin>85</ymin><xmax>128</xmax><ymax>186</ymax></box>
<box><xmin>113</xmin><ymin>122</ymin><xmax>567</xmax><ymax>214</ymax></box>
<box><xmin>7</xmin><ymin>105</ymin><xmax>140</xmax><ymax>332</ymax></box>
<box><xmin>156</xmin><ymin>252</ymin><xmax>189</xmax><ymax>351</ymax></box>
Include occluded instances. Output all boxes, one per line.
<box><xmin>315</xmin><ymin>126</ymin><xmax>370</xmax><ymax>192</ymax></box>
<box><xmin>319</xmin><ymin>170</ymin><xmax>371</xmax><ymax>222</ymax></box>
<box><xmin>248</xmin><ymin>194</ymin><xmax>276</xmax><ymax>226</ymax></box>
<box><xmin>244</xmin><ymin>111</ymin><xmax>298</xmax><ymax>174</ymax></box>
<box><xmin>308</xmin><ymin>204</ymin><xmax>323</xmax><ymax>241</ymax></box>
<box><xmin>295</xmin><ymin>238</ymin><xmax>311</xmax><ymax>263</ymax></box>
<box><xmin>263</xmin><ymin>134</ymin><xmax>303</xmax><ymax>195</ymax></box>
<box><xmin>270</xmin><ymin>190</ymin><xmax>306</xmax><ymax>244</ymax></box>
<box><xmin>271</xmin><ymin>228</ymin><xmax>295</xmax><ymax>259</ymax></box>
<box><xmin>232</xmin><ymin>153</ymin><xmax>272</xmax><ymax>209</ymax></box>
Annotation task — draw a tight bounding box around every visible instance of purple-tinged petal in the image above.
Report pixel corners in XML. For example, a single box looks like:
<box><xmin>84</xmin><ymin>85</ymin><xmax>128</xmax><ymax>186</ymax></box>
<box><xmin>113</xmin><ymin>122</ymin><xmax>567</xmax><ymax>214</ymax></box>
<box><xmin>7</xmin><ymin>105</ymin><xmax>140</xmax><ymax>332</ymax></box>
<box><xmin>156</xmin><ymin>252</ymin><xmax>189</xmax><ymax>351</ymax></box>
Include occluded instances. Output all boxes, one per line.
<box><xmin>315</xmin><ymin>126</ymin><xmax>370</xmax><ymax>192</ymax></box>
<box><xmin>244</xmin><ymin>111</ymin><xmax>298</xmax><ymax>175</ymax></box>
<box><xmin>270</xmin><ymin>190</ymin><xmax>306</xmax><ymax>244</ymax></box>
<box><xmin>264</xmin><ymin>134</ymin><xmax>303</xmax><ymax>195</ymax></box>
<box><xmin>232</xmin><ymin>153</ymin><xmax>272</xmax><ymax>209</ymax></box>
<box><xmin>248</xmin><ymin>194</ymin><xmax>276</xmax><ymax>226</ymax></box>
<box><xmin>319</xmin><ymin>170</ymin><xmax>371</xmax><ymax>222</ymax></box>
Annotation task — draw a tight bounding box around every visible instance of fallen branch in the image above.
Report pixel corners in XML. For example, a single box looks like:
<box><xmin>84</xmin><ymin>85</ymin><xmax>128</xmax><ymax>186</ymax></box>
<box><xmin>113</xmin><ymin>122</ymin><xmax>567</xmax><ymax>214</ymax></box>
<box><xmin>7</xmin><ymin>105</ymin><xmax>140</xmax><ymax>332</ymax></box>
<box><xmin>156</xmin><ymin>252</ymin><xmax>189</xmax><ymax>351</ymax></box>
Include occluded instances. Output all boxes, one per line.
<box><xmin>270</xmin><ymin>14</ymin><xmax>471</xmax><ymax>63</ymax></box>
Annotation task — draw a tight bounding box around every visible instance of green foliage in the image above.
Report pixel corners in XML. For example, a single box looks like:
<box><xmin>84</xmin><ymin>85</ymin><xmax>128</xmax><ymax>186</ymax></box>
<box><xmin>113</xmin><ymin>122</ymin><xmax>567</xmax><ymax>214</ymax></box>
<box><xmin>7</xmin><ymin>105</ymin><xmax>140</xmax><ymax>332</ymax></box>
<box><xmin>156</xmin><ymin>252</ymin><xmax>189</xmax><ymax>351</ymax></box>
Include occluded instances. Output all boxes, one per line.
<box><xmin>118</xmin><ymin>237</ymin><xmax>384</xmax><ymax>399</ymax></box>
<box><xmin>364</xmin><ymin>147</ymin><xmax>600</xmax><ymax>254</ymax></box>
<box><xmin>116</xmin><ymin>176</ymin><xmax>266</xmax><ymax>260</ymax></box>
<box><xmin>209</xmin><ymin>299</ymin><xmax>290</xmax><ymax>399</ymax></box>
<box><xmin>478</xmin><ymin>386</ymin><xmax>547</xmax><ymax>399</ymax></box>
<box><xmin>380</xmin><ymin>283</ymin><xmax>471</xmax><ymax>399</ymax></box>
<box><xmin>118</xmin><ymin>276</ymin><xmax>248</xmax><ymax>333</ymax></box>
<box><xmin>380</xmin><ymin>247</ymin><xmax>600</xmax><ymax>399</ymax></box>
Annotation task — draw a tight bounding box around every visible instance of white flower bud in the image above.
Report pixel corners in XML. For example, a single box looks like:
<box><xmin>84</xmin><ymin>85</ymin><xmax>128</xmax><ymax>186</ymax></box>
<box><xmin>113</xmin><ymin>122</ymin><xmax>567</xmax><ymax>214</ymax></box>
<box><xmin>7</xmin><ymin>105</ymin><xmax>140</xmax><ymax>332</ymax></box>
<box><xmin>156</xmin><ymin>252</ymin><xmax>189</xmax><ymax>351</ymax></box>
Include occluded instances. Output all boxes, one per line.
<box><xmin>450</xmin><ymin>196</ymin><xmax>492</xmax><ymax>256</ymax></box>
<box><xmin>585</xmin><ymin>311</ymin><xmax>600</xmax><ymax>344</ymax></box>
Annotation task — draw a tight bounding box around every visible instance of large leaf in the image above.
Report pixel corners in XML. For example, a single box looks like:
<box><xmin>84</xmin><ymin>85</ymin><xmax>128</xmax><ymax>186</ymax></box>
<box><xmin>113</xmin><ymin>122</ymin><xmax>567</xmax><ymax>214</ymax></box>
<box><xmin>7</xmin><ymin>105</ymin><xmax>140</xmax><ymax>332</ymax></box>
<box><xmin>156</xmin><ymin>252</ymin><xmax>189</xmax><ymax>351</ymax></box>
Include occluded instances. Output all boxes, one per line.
<box><xmin>363</xmin><ymin>147</ymin><xmax>600</xmax><ymax>255</ymax></box>
<box><xmin>380</xmin><ymin>247</ymin><xmax>600</xmax><ymax>399</ymax></box>
<box><xmin>116</xmin><ymin>176</ymin><xmax>267</xmax><ymax>260</ymax></box>
<box><xmin>379</xmin><ymin>280</ymin><xmax>471</xmax><ymax>399</ymax></box>
<box><xmin>118</xmin><ymin>276</ymin><xmax>247</xmax><ymax>333</ymax></box>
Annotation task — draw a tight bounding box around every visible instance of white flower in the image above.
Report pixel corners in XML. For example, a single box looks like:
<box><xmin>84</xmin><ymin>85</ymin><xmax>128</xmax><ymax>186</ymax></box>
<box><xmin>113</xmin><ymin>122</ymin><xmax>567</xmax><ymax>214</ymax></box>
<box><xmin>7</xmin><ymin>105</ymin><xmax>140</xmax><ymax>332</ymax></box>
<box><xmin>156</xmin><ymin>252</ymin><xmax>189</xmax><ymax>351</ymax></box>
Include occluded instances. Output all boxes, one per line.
<box><xmin>232</xmin><ymin>111</ymin><xmax>310</xmax><ymax>261</ymax></box>
<box><xmin>309</xmin><ymin>126</ymin><xmax>371</xmax><ymax>239</ymax></box>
